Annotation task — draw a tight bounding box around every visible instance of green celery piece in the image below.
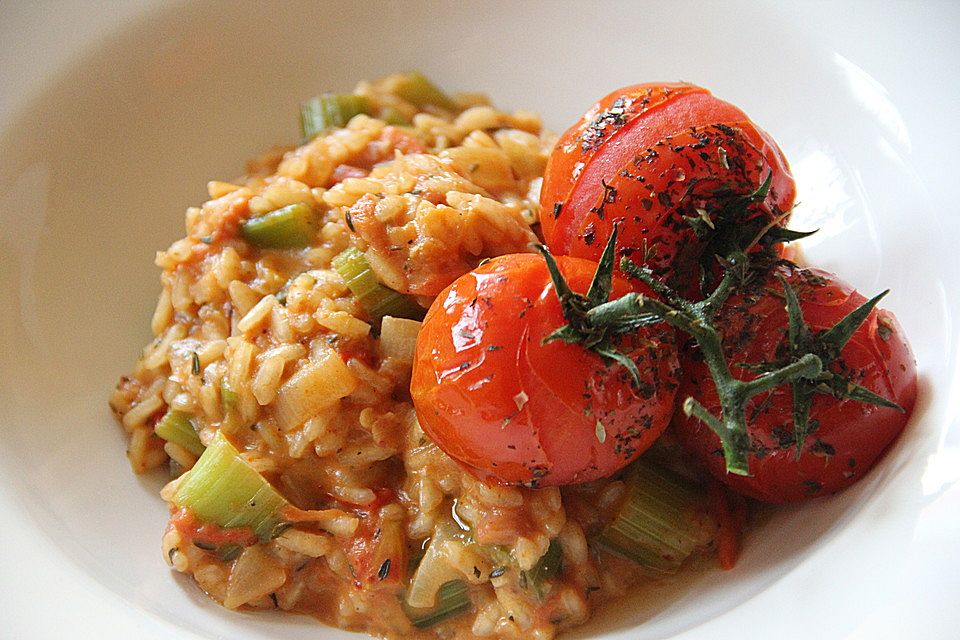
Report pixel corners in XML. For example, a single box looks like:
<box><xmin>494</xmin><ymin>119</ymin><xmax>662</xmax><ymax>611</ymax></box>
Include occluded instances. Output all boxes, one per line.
<box><xmin>332</xmin><ymin>247</ymin><xmax>425</xmax><ymax>324</ymax></box>
<box><xmin>404</xmin><ymin>580</ymin><xmax>471</xmax><ymax>628</ymax></box>
<box><xmin>240</xmin><ymin>203</ymin><xmax>317</xmax><ymax>249</ymax></box>
<box><xmin>154</xmin><ymin>411</ymin><xmax>205</xmax><ymax>456</ymax></box>
<box><xmin>380</xmin><ymin>107</ymin><xmax>410</xmax><ymax>126</ymax></box>
<box><xmin>172</xmin><ymin>431</ymin><xmax>288</xmax><ymax>542</ymax></box>
<box><xmin>597</xmin><ymin>460</ymin><xmax>705</xmax><ymax>574</ymax></box>
<box><xmin>221</xmin><ymin>378</ymin><xmax>237</xmax><ymax>413</ymax></box>
<box><xmin>300</xmin><ymin>93</ymin><xmax>371</xmax><ymax>142</ymax></box>
<box><xmin>522</xmin><ymin>538</ymin><xmax>563</xmax><ymax>601</ymax></box>
<box><xmin>394</xmin><ymin>72</ymin><xmax>456</xmax><ymax>111</ymax></box>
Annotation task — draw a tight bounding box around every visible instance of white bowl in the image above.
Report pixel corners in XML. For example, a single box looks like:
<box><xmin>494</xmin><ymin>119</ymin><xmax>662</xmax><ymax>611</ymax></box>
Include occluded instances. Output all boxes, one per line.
<box><xmin>2</xmin><ymin>1</ymin><xmax>959</xmax><ymax>638</ymax></box>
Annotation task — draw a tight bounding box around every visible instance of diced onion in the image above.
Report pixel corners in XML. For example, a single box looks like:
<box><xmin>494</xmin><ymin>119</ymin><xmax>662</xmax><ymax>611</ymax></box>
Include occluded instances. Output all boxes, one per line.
<box><xmin>406</xmin><ymin>524</ymin><xmax>462</xmax><ymax>608</ymax></box>
<box><xmin>274</xmin><ymin>346</ymin><xmax>357</xmax><ymax>431</ymax></box>
<box><xmin>380</xmin><ymin>316</ymin><xmax>422</xmax><ymax>362</ymax></box>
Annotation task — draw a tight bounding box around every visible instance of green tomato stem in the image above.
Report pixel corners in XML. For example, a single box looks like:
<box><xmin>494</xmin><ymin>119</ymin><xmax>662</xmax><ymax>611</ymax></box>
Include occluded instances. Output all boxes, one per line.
<box><xmin>586</xmin><ymin>269</ymin><xmax>823</xmax><ymax>476</ymax></box>
<box><xmin>681</xmin><ymin>396</ymin><xmax>749</xmax><ymax>475</ymax></box>
<box><xmin>536</xmin><ymin>223</ymin><xmax>825</xmax><ymax>477</ymax></box>
<box><xmin>738</xmin><ymin>353</ymin><xmax>822</xmax><ymax>397</ymax></box>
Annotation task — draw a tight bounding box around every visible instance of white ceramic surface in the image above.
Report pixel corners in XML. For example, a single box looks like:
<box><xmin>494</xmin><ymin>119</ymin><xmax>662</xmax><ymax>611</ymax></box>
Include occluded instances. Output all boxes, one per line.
<box><xmin>1</xmin><ymin>2</ymin><xmax>958</xmax><ymax>639</ymax></box>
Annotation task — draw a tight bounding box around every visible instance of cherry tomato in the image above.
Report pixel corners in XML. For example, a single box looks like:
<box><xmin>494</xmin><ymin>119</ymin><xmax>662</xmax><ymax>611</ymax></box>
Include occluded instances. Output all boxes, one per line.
<box><xmin>673</xmin><ymin>263</ymin><xmax>917</xmax><ymax>502</ymax></box>
<box><xmin>539</xmin><ymin>83</ymin><xmax>796</xmax><ymax>289</ymax></box>
<box><xmin>410</xmin><ymin>253</ymin><xmax>679</xmax><ymax>486</ymax></box>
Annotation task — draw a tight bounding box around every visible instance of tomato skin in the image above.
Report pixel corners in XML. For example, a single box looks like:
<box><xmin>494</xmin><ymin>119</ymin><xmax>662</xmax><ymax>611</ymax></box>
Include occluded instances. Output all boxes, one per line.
<box><xmin>540</xmin><ymin>83</ymin><xmax>795</xmax><ymax>286</ymax></box>
<box><xmin>673</xmin><ymin>264</ymin><xmax>917</xmax><ymax>503</ymax></box>
<box><xmin>410</xmin><ymin>254</ymin><xmax>680</xmax><ymax>486</ymax></box>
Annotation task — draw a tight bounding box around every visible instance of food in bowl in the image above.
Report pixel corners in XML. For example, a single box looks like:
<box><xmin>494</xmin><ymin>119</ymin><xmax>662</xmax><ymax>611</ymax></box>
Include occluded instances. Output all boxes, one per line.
<box><xmin>109</xmin><ymin>73</ymin><xmax>916</xmax><ymax>638</ymax></box>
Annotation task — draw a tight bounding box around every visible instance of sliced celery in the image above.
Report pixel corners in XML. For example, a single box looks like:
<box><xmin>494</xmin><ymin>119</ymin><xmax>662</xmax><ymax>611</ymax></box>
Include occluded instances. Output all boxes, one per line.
<box><xmin>380</xmin><ymin>107</ymin><xmax>410</xmax><ymax>126</ymax></box>
<box><xmin>221</xmin><ymin>378</ymin><xmax>237</xmax><ymax>416</ymax></box>
<box><xmin>217</xmin><ymin>543</ymin><xmax>244</xmax><ymax>561</ymax></box>
<box><xmin>332</xmin><ymin>247</ymin><xmax>425</xmax><ymax>324</ymax></box>
<box><xmin>154</xmin><ymin>411</ymin><xmax>205</xmax><ymax>456</ymax></box>
<box><xmin>240</xmin><ymin>203</ymin><xmax>317</xmax><ymax>249</ymax></box>
<box><xmin>597</xmin><ymin>460</ymin><xmax>705</xmax><ymax>574</ymax></box>
<box><xmin>172</xmin><ymin>431</ymin><xmax>288</xmax><ymax>542</ymax></box>
<box><xmin>404</xmin><ymin>580</ymin><xmax>471</xmax><ymax>628</ymax></box>
<box><xmin>300</xmin><ymin>93</ymin><xmax>371</xmax><ymax>142</ymax></box>
<box><xmin>394</xmin><ymin>72</ymin><xmax>456</xmax><ymax>111</ymax></box>
<box><xmin>521</xmin><ymin>539</ymin><xmax>563</xmax><ymax>601</ymax></box>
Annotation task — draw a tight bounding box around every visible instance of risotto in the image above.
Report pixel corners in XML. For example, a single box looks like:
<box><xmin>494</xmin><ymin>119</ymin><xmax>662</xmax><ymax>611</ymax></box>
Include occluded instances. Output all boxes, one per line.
<box><xmin>110</xmin><ymin>73</ymin><xmax>915</xmax><ymax>639</ymax></box>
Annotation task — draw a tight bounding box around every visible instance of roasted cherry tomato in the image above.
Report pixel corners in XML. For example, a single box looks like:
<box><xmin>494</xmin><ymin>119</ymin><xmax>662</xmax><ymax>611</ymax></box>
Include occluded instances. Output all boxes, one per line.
<box><xmin>673</xmin><ymin>263</ymin><xmax>917</xmax><ymax>502</ymax></box>
<box><xmin>540</xmin><ymin>83</ymin><xmax>796</xmax><ymax>289</ymax></box>
<box><xmin>411</xmin><ymin>253</ymin><xmax>679</xmax><ymax>486</ymax></box>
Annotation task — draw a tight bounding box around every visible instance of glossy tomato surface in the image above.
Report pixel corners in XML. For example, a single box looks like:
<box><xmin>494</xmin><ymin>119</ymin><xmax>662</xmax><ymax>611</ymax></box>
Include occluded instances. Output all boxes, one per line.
<box><xmin>540</xmin><ymin>83</ymin><xmax>796</xmax><ymax>288</ymax></box>
<box><xmin>411</xmin><ymin>253</ymin><xmax>680</xmax><ymax>486</ymax></box>
<box><xmin>674</xmin><ymin>263</ymin><xmax>917</xmax><ymax>502</ymax></box>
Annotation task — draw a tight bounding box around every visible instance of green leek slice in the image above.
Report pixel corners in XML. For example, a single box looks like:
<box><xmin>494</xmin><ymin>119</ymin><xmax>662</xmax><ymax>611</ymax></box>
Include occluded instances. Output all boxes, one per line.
<box><xmin>154</xmin><ymin>411</ymin><xmax>205</xmax><ymax>456</ymax></box>
<box><xmin>380</xmin><ymin>107</ymin><xmax>410</xmax><ymax>126</ymax></box>
<box><xmin>394</xmin><ymin>72</ymin><xmax>456</xmax><ymax>111</ymax></box>
<box><xmin>300</xmin><ymin>93</ymin><xmax>371</xmax><ymax>142</ymax></box>
<box><xmin>403</xmin><ymin>580</ymin><xmax>471</xmax><ymax>628</ymax></box>
<box><xmin>220</xmin><ymin>378</ymin><xmax>238</xmax><ymax>412</ymax></box>
<box><xmin>521</xmin><ymin>538</ymin><xmax>563</xmax><ymax>601</ymax></box>
<box><xmin>171</xmin><ymin>431</ymin><xmax>288</xmax><ymax>542</ymax></box>
<box><xmin>240</xmin><ymin>203</ymin><xmax>317</xmax><ymax>249</ymax></box>
<box><xmin>597</xmin><ymin>460</ymin><xmax>706</xmax><ymax>574</ymax></box>
<box><xmin>332</xmin><ymin>247</ymin><xmax>424</xmax><ymax>324</ymax></box>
